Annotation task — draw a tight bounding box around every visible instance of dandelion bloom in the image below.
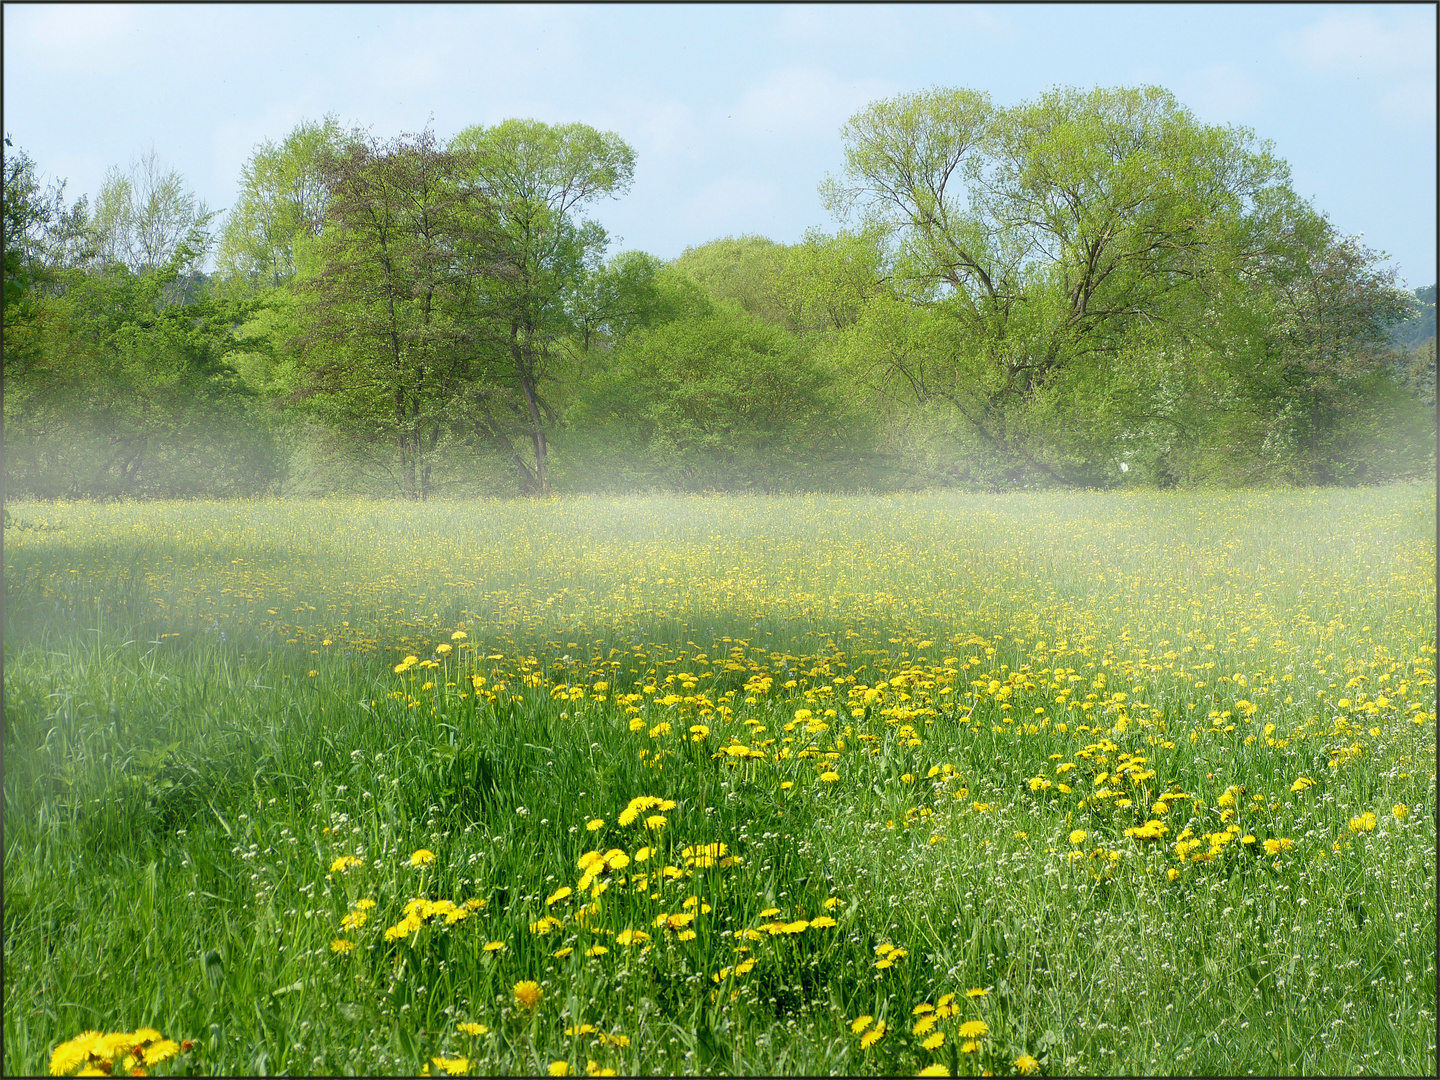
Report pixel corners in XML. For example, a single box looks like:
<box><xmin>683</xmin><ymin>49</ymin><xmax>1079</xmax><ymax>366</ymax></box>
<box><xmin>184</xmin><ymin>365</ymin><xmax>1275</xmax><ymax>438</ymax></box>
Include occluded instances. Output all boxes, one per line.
<box><xmin>457</xmin><ymin>1023</ymin><xmax>488</xmax><ymax>1036</ymax></box>
<box><xmin>340</xmin><ymin>910</ymin><xmax>367</xmax><ymax>931</ymax></box>
<box><xmin>1349</xmin><ymin>812</ymin><xmax>1377</xmax><ymax>833</ymax></box>
<box><xmin>1015</xmin><ymin>1054</ymin><xmax>1041</xmax><ymax>1074</ymax></box>
<box><xmin>409</xmin><ymin>849</ymin><xmax>437</xmax><ymax>868</ymax></box>
<box><xmin>586</xmin><ymin>819</ymin><xmax>605</xmax><ymax>831</ymax></box>
<box><xmin>548</xmin><ymin>1063</ymin><xmax>570</xmax><ymax>1076</ymax></box>
<box><xmin>922</xmin><ymin>1032</ymin><xmax>945</xmax><ymax>1051</ymax></box>
<box><xmin>330</xmin><ymin>939</ymin><xmax>356</xmax><ymax>953</ymax></box>
<box><xmin>965</xmin><ymin>987</ymin><xmax>989</xmax><ymax>998</ymax></box>
<box><xmin>483</xmin><ymin>941</ymin><xmax>506</xmax><ymax>953</ymax></box>
<box><xmin>917</xmin><ymin>1066</ymin><xmax>950</xmax><ymax>1077</ymax></box>
<box><xmin>860</xmin><ymin>1021</ymin><xmax>887</xmax><ymax>1049</ymax></box>
<box><xmin>586</xmin><ymin>945</ymin><xmax>609</xmax><ymax>957</ymax></box>
<box><xmin>913</xmin><ymin>1014</ymin><xmax>938</xmax><ymax>1036</ymax></box>
<box><xmin>330</xmin><ymin>855</ymin><xmax>363</xmax><ymax>873</ymax></box>
<box><xmin>514</xmin><ymin>980</ymin><xmax>543</xmax><ymax>1010</ymax></box>
<box><xmin>850</xmin><ymin>1015</ymin><xmax>873</xmax><ymax>1035</ymax></box>
<box><xmin>1069</xmin><ymin>829</ymin><xmax>1087</xmax><ymax>845</ymax></box>
<box><xmin>1393</xmin><ymin>803</ymin><xmax>1410</xmax><ymax>820</ymax></box>
<box><xmin>820</xmin><ymin>771</ymin><xmax>840</xmax><ymax>783</ymax></box>
<box><xmin>431</xmin><ymin>1057</ymin><xmax>469</xmax><ymax>1076</ymax></box>
<box><xmin>546</xmin><ymin>886</ymin><xmax>573</xmax><ymax>906</ymax></box>
<box><xmin>808</xmin><ymin>915</ymin><xmax>837</xmax><ymax>929</ymax></box>
<box><xmin>957</xmin><ymin>1020</ymin><xmax>989</xmax><ymax>1039</ymax></box>
<box><xmin>553</xmin><ymin>947</ymin><xmax>574</xmax><ymax>958</ymax></box>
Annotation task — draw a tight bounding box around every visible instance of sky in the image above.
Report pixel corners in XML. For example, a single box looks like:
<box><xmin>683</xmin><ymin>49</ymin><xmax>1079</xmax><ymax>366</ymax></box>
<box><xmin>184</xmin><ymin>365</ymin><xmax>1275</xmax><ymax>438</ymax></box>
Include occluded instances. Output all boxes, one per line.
<box><xmin>4</xmin><ymin>3</ymin><xmax>1436</xmax><ymax>286</ymax></box>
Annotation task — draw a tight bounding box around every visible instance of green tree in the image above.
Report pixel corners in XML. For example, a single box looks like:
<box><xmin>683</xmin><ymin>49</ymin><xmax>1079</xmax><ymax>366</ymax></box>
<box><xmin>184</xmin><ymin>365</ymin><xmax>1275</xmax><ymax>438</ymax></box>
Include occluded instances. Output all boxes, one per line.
<box><xmin>290</xmin><ymin>130</ymin><xmax>495</xmax><ymax>499</ymax></box>
<box><xmin>823</xmin><ymin>85</ymin><xmax>1299</xmax><ymax>483</ymax></box>
<box><xmin>449</xmin><ymin>120</ymin><xmax>636</xmax><ymax>494</ymax></box>
<box><xmin>218</xmin><ymin>116</ymin><xmax>361</xmax><ymax>290</ymax></box>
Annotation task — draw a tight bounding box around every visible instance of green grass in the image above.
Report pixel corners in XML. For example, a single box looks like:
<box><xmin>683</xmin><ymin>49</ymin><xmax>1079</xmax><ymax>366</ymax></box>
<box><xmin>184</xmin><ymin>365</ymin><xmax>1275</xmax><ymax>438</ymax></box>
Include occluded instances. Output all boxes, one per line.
<box><xmin>3</xmin><ymin>487</ymin><xmax>1435</xmax><ymax>1076</ymax></box>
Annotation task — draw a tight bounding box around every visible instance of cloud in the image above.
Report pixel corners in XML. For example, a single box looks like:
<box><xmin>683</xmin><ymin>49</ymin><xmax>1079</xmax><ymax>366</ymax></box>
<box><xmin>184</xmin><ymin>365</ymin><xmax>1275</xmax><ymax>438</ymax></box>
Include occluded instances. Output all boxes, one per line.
<box><xmin>731</xmin><ymin>67</ymin><xmax>896</xmax><ymax>145</ymax></box>
<box><xmin>673</xmin><ymin>174</ymin><xmax>784</xmax><ymax>243</ymax></box>
<box><xmin>11</xmin><ymin>3</ymin><xmax>137</xmax><ymax>56</ymax></box>
<box><xmin>1291</xmin><ymin>8</ymin><xmax>1434</xmax><ymax>76</ymax></box>
<box><xmin>1174</xmin><ymin>63</ymin><xmax>1270</xmax><ymax>123</ymax></box>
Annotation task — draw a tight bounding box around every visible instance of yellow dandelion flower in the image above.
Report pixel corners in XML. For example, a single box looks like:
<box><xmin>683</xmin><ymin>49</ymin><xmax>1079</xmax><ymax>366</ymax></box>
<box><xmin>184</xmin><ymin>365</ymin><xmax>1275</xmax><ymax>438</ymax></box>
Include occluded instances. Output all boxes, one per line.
<box><xmin>1015</xmin><ymin>1054</ymin><xmax>1041</xmax><ymax>1074</ymax></box>
<box><xmin>917</xmin><ymin>1066</ymin><xmax>950</xmax><ymax>1077</ymax></box>
<box><xmin>965</xmin><ymin>987</ymin><xmax>989</xmax><ymax>998</ymax></box>
<box><xmin>820</xmin><ymin>771</ymin><xmax>840</xmax><ymax>783</ymax></box>
<box><xmin>548</xmin><ymin>1063</ymin><xmax>570</xmax><ymax>1076</ymax></box>
<box><xmin>330</xmin><ymin>938</ymin><xmax>356</xmax><ymax>953</ymax></box>
<box><xmin>923</xmin><ymin>1031</ymin><xmax>945</xmax><ymax>1050</ymax></box>
<box><xmin>586</xmin><ymin>819</ymin><xmax>605</xmax><ymax>831</ymax></box>
<box><xmin>546</xmin><ymin>886</ymin><xmax>573</xmax><ymax>906</ymax></box>
<box><xmin>409</xmin><ymin>849</ymin><xmax>437</xmax><ymax>868</ymax></box>
<box><xmin>514</xmin><ymin>980</ymin><xmax>543</xmax><ymax>1010</ymax></box>
<box><xmin>457</xmin><ymin>1022</ymin><xmax>489</xmax><ymax>1036</ymax></box>
<box><xmin>1069</xmin><ymin>829</ymin><xmax>1087</xmax><ymax>845</ymax></box>
<box><xmin>431</xmin><ymin>1056</ymin><xmax>469</xmax><ymax>1076</ymax></box>
<box><xmin>850</xmin><ymin>1015</ymin><xmax>873</xmax><ymax>1035</ymax></box>
<box><xmin>860</xmin><ymin>1020</ymin><xmax>887</xmax><ymax>1049</ymax></box>
<box><xmin>957</xmin><ymin>1020</ymin><xmax>989</xmax><ymax>1039</ymax></box>
<box><xmin>1393</xmin><ymin>803</ymin><xmax>1410</xmax><ymax>820</ymax></box>
<box><xmin>483</xmin><ymin>940</ymin><xmax>506</xmax><ymax>952</ymax></box>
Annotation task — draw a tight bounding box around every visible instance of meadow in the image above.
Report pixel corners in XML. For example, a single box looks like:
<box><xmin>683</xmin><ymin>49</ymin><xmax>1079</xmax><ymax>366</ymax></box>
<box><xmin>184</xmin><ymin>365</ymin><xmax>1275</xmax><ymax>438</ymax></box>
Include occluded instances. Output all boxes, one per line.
<box><xmin>3</xmin><ymin>486</ymin><xmax>1435</xmax><ymax>1077</ymax></box>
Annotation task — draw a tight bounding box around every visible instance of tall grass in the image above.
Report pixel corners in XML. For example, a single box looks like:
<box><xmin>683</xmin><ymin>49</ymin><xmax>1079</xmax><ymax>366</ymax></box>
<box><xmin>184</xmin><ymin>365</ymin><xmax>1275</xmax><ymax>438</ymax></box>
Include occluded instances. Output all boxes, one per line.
<box><xmin>4</xmin><ymin>487</ymin><xmax>1434</xmax><ymax>1076</ymax></box>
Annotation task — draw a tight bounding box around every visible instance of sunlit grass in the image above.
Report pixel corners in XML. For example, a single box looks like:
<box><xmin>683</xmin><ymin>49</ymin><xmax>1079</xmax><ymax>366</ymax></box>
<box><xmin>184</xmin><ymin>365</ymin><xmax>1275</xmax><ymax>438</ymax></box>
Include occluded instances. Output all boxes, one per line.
<box><xmin>4</xmin><ymin>486</ymin><xmax>1435</xmax><ymax>1076</ymax></box>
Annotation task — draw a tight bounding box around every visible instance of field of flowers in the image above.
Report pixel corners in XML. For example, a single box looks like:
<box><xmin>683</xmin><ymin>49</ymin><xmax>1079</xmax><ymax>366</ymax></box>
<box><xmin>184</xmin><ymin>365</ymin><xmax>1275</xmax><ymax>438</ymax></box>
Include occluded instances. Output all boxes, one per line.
<box><xmin>3</xmin><ymin>486</ymin><xmax>1435</xmax><ymax>1076</ymax></box>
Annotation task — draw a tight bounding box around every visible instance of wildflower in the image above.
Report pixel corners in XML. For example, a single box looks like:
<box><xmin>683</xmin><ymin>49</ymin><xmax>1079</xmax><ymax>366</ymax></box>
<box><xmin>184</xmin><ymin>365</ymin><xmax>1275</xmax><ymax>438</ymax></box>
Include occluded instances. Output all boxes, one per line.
<box><xmin>330</xmin><ymin>855</ymin><xmax>363</xmax><ymax>873</ymax></box>
<box><xmin>1290</xmin><ymin>777</ymin><xmax>1315</xmax><ymax>794</ymax></box>
<box><xmin>457</xmin><ymin>1022</ymin><xmax>488</xmax><ymax>1036</ymax></box>
<box><xmin>820</xmin><ymin>771</ymin><xmax>840</xmax><ymax>783</ymax></box>
<box><xmin>586</xmin><ymin>819</ymin><xmax>605</xmax><ymax>831</ymax></box>
<box><xmin>431</xmin><ymin>1057</ymin><xmax>469</xmax><ymax>1076</ymax></box>
<box><xmin>860</xmin><ymin>1020</ymin><xmax>887</xmax><ymax>1049</ymax></box>
<box><xmin>330</xmin><ymin>939</ymin><xmax>356</xmax><ymax>953</ymax></box>
<box><xmin>1015</xmin><ymin>1054</ymin><xmax>1041</xmax><ymax>1074</ymax></box>
<box><xmin>823</xmin><ymin>897</ymin><xmax>844</xmax><ymax>909</ymax></box>
<box><xmin>546</xmin><ymin>886</ymin><xmax>573</xmax><ymax>906</ymax></box>
<box><xmin>1069</xmin><ymin>829</ymin><xmax>1087</xmax><ymax>845</ymax></box>
<box><xmin>808</xmin><ymin>915</ymin><xmax>837</xmax><ymax>929</ymax></box>
<box><xmin>850</xmin><ymin>1015</ymin><xmax>873</xmax><ymax>1034</ymax></box>
<box><xmin>514</xmin><ymin>980</ymin><xmax>543</xmax><ymax>1010</ymax></box>
<box><xmin>913</xmin><ymin>1014</ymin><xmax>939</xmax><ymax>1036</ymax></box>
<box><xmin>340</xmin><ymin>910</ymin><xmax>367</xmax><ymax>931</ymax></box>
<box><xmin>1393</xmin><ymin>804</ymin><xmax>1410</xmax><ymax>820</ymax></box>
<box><xmin>917</xmin><ymin>1066</ymin><xmax>950</xmax><ymax>1077</ymax></box>
<box><xmin>957</xmin><ymin>1020</ymin><xmax>989</xmax><ymax>1039</ymax></box>
<box><xmin>586</xmin><ymin>945</ymin><xmax>609</xmax><ymax>957</ymax></box>
<box><xmin>356</xmin><ymin>898</ymin><xmax>376</xmax><ymax>910</ymax></box>
<box><xmin>553</xmin><ymin>947</ymin><xmax>574</xmax><ymax>958</ymax></box>
<box><xmin>1349</xmin><ymin>812</ymin><xmax>1377</xmax><ymax>833</ymax></box>
<box><xmin>549</xmin><ymin>1063</ymin><xmax>570</xmax><ymax>1076</ymax></box>
<box><xmin>483</xmin><ymin>941</ymin><xmax>506</xmax><ymax>953</ymax></box>
<box><xmin>922</xmin><ymin>1032</ymin><xmax>945</xmax><ymax>1050</ymax></box>
<box><xmin>409</xmin><ymin>849</ymin><xmax>437</xmax><ymax>868</ymax></box>
<box><xmin>451</xmin><ymin>631</ymin><xmax>466</xmax><ymax>640</ymax></box>
<box><xmin>1263</xmin><ymin>838</ymin><xmax>1293</xmax><ymax>855</ymax></box>
<box><xmin>644</xmin><ymin>815</ymin><xmax>667</xmax><ymax>830</ymax></box>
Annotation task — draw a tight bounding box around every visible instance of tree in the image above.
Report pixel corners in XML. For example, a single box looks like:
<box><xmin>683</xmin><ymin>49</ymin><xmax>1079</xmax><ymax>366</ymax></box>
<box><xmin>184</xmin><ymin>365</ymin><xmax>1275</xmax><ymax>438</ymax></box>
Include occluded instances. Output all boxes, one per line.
<box><xmin>449</xmin><ymin>120</ymin><xmax>635</xmax><ymax>494</ymax></box>
<box><xmin>89</xmin><ymin>149</ymin><xmax>215</xmax><ymax>277</ymax></box>
<box><xmin>291</xmin><ymin>130</ymin><xmax>498</xmax><ymax>499</ymax></box>
<box><xmin>218</xmin><ymin>115</ymin><xmax>360</xmax><ymax>290</ymax></box>
<box><xmin>822</xmin><ymin>85</ymin><xmax>1298</xmax><ymax>483</ymax></box>
<box><xmin>574</xmin><ymin>303</ymin><xmax>880</xmax><ymax>492</ymax></box>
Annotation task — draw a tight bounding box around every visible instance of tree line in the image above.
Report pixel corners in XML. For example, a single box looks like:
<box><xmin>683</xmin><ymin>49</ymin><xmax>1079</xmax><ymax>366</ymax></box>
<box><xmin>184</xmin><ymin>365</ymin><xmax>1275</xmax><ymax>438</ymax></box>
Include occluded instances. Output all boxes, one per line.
<box><xmin>4</xmin><ymin>85</ymin><xmax>1434</xmax><ymax>499</ymax></box>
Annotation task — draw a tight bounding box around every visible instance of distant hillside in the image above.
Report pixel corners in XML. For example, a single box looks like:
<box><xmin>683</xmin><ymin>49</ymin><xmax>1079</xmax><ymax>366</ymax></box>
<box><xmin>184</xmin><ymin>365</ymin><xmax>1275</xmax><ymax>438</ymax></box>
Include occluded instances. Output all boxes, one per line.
<box><xmin>1389</xmin><ymin>284</ymin><xmax>1436</xmax><ymax>348</ymax></box>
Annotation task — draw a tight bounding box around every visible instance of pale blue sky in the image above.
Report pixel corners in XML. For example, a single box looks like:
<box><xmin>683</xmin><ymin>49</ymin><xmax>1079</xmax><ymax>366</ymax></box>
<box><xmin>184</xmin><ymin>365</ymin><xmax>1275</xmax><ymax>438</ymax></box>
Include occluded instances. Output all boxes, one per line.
<box><xmin>4</xmin><ymin>3</ymin><xmax>1436</xmax><ymax>284</ymax></box>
